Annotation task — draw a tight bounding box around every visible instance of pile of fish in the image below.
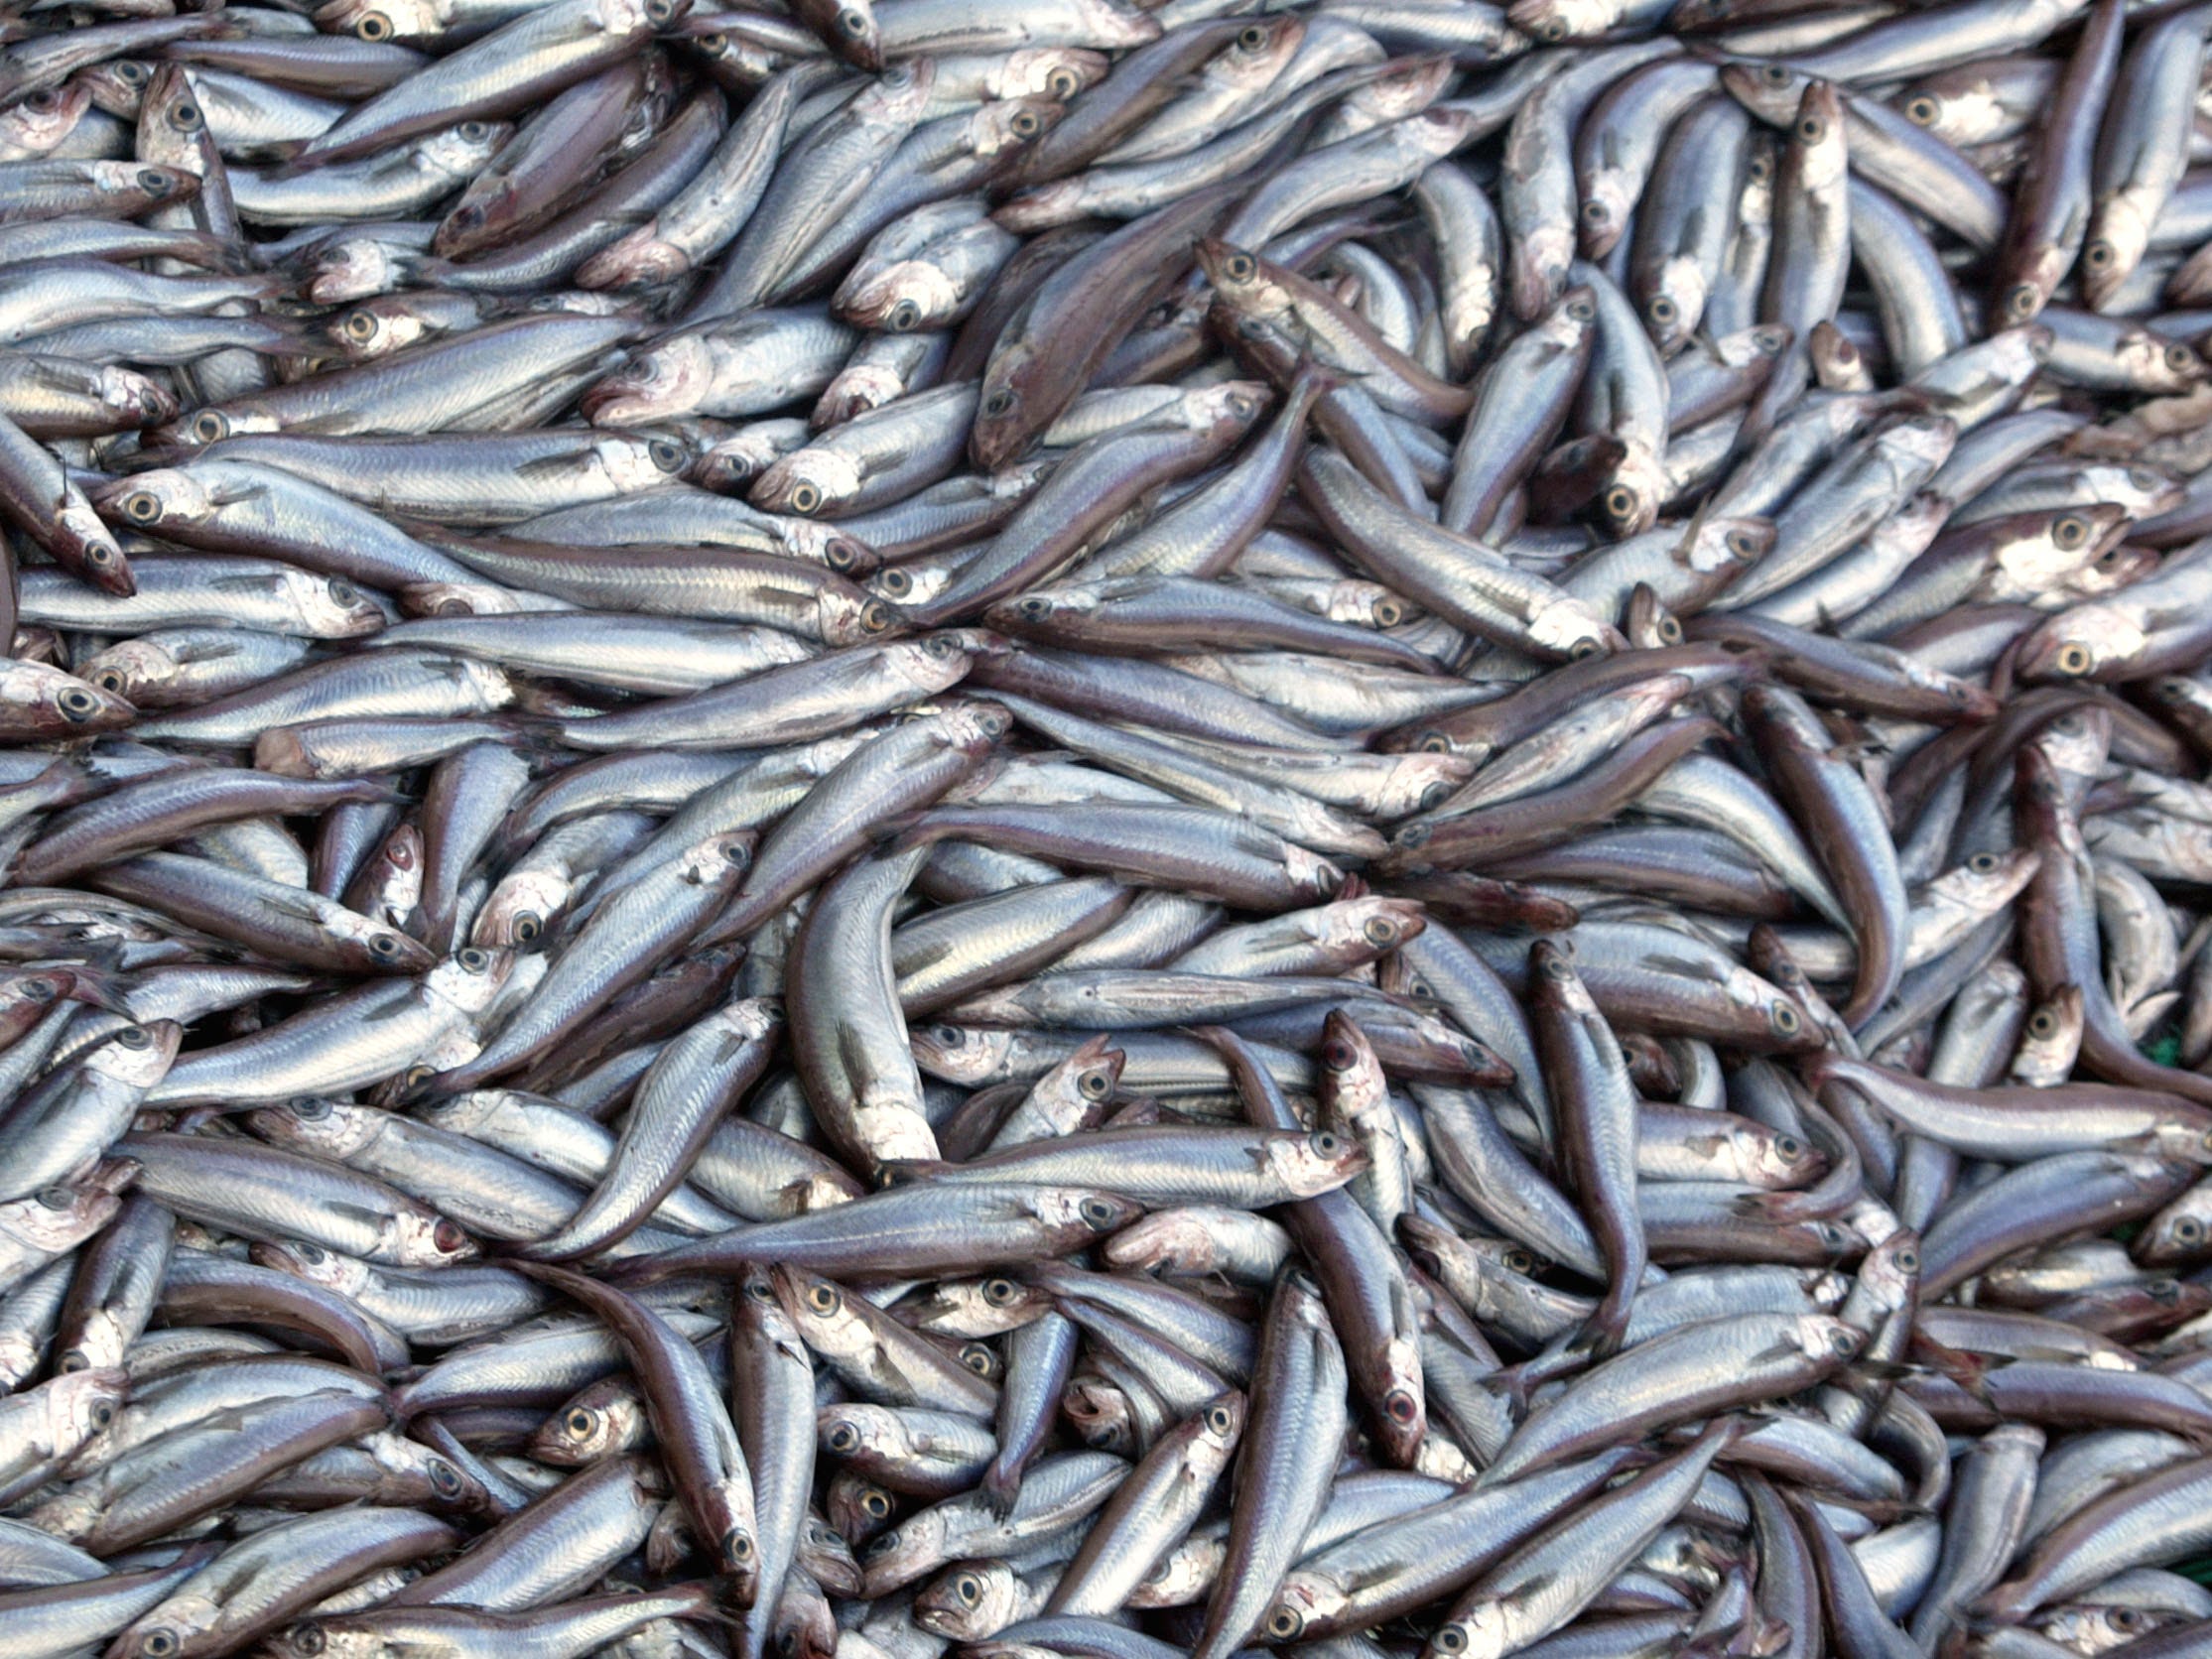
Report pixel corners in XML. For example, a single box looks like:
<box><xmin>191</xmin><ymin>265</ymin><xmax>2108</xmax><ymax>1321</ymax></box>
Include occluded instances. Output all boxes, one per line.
<box><xmin>16</xmin><ymin>0</ymin><xmax>2212</xmax><ymax>1655</ymax></box>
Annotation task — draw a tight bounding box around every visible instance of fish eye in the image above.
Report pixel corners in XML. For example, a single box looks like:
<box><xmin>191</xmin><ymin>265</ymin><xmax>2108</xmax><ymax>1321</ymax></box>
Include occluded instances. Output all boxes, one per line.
<box><xmin>169</xmin><ymin>100</ymin><xmax>200</xmax><ymax>129</ymax></box>
<box><xmin>294</xmin><ymin>1240</ymin><xmax>325</xmax><ymax>1262</ymax></box>
<box><xmin>827</xmin><ymin>1421</ymin><xmax>859</xmax><ymax>1453</ymax></box>
<box><xmin>90</xmin><ymin>668</ymin><xmax>126</xmax><ymax>693</ymax></box>
<box><xmin>2114</xmin><ymin>1609</ymin><xmax>2147</xmax><ymax>1632</ymax></box>
<box><xmin>428</xmin><ymin>1459</ymin><xmax>461</xmax><ymax>1495</ymax></box>
<box><xmin>1903</xmin><ymin>95</ymin><xmax>1938</xmax><ymax>124</ymax></box>
<box><xmin>1383</xmin><ymin>1389</ymin><xmax>1417</xmax><ymax>1424</ymax></box>
<box><xmin>1760</xmin><ymin>63</ymin><xmax>1791</xmax><ymax>85</ymax></box>
<box><xmin>955</xmin><ymin>1571</ymin><xmax>984</xmax><ymax>1604</ymax></box>
<box><xmin>1605</xmin><ymin>486</ymin><xmax>1636</xmax><ymax>523</ymax></box>
<box><xmin>368</xmin><ymin>933</ymin><xmax>408</xmax><ymax>959</ymax></box>
<box><xmin>790</xmin><ymin>483</ymin><xmax>822</xmax><ymax>514</ymax></box>
<box><xmin>1831</xmin><ymin>1327</ymin><xmax>1859</xmax><ymax>1354</ymax></box>
<box><xmin>1014</xmin><ymin>594</ymin><xmax>1052</xmax><ymax>620</ymax></box>
<box><xmin>327</xmin><ymin>578</ymin><xmax>362</xmax><ymax>605</ymax></box>
<box><xmin>1775</xmin><ymin>1134</ymin><xmax>1802</xmax><ymax>1159</ymax></box>
<box><xmin>808</xmin><ymin>1283</ymin><xmax>841</xmax><ymax>1314</ymax></box>
<box><xmin>511</xmin><ymin>913</ymin><xmax>542</xmax><ymax>943</ymax></box>
<box><xmin>121</xmin><ymin>491</ymin><xmax>161</xmax><ymax>523</ymax></box>
<box><xmin>2056</xmin><ymin>643</ymin><xmax>2093</xmax><ymax>676</ymax></box>
<box><xmin>958</xmin><ymin>1342</ymin><xmax>994</xmax><ymax>1376</ymax></box>
<box><xmin>1537</xmin><ymin>15</ymin><xmax>1568</xmax><ymax>38</ymax></box>
<box><xmin>1892</xmin><ymin>1246</ymin><xmax>1918</xmax><ymax>1272</ymax></box>
<box><xmin>190</xmin><ymin>410</ymin><xmax>229</xmax><ymax>443</ymax></box>
<box><xmin>355</xmin><ymin>10</ymin><xmax>393</xmax><ymax>38</ymax></box>
<box><xmin>887</xmin><ymin>300</ymin><xmax>921</xmax><ymax>331</ymax></box>
<box><xmin>1372</xmin><ymin>597</ymin><xmax>1404</xmax><ymax>627</ymax></box>
<box><xmin>36</xmin><ymin>1188</ymin><xmax>72</xmax><ymax>1211</ymax></box>
<box><xmin>1794</xmin><ymin>115</ymin><xmax>1824</xmax><ymax>143</ymax></box>
<box><xmin>826</xmin><ymin>540</ymin><xmax>859</xmax><ymax>571</ymax></box>
<box><xmin>647</xmin><ymin>0</ymin><xmax>676</xmax><ymax>19</ymax></box>
<box><xmin>860</xmin><ymin>598</ymin><xmax>895</xmax><ymax>632</ymax></box>
<box><xmin>1363</xmin><ymin>915</ymin><xmax>1399</xmax><ymax>947</ymax></box>
<box><xmin>114</xmin><ymin>1025</ymin><xmax>152</xmax><ymax>1050</ymax></box>
<box><xmin>1205</xmin><ymin>1403</ymin><xmax>1234</xmax><ymax>1434</ymax></box>
<box><xmin>1081</xmin><ymin>1197</ymin><xmax>1120</xmax><ymax>1228</ymax></box>
<box><xmin>2084</xmin><ymin>239</ymin><xmax>2114</xmax><ymax>270</ymax></box>
<box><xmin>565</xmin><ymin>1407</ymin><xmax>597</xmax><ymax>1438</ymax></box>
<box><xmin>141</xmin><ymin>1630</ymin><xmax>178</xmax><ymax>1658</ymax></box>
<box><xmin>1237</xmin><ymin>22</ymin><xmax>1268</xmax><ymax>46</ymax></box>
<box><xmin>288</xmin><ymin>1630</ymin><xmax>326</xmax><ymax>1659</ymax></box>
<box><xmin>1648</xmin><ymin>296</ymin><xmax>1676</xmax><ymax>324</ymax></box>
<box><xmin>2053</xmin><ymin>515</ymin><xmax>2090</xmax><ymax>550</ymax></box>
<box><xmin>1968</xmin><ymin>851</ymin><xmax>2000</xmax><ymax>873</ymax></box>
<box><xmin>725</xmin><ymin>1530</ymin><xmax>754</xmax><ymax>1562</ymax></box>
<box><xmin>1266</xmin><ymin>1609</ymin><xmax>1303</xmax><ymax>1641</ymax></box>
<box><xmin>118</xmin><ymin>62</ymin><xmax>149</xmax><ymax>85</ymax></box>
<box><xmin>1322</xmin><ymin>1036</ymin><xmax>1358</xmax><ymax>1071</ymax></box>
<box><xmin>981</xmin><ymin>390</ymin><xmax>1013</xmax><ymax>418</ymax></box>
<box><xmin>1223</xmin><ymin>252</ymin><xmax>1254</xmax><ymax>282</ymax></box>
<box><xmin>648</xmin><ymin>439</ymin><xmax>684</xmax><ymax>471</ymax></box>
<box><xmin>458</xmin><ymin>120</ymin><xmax>489</xmax><ymax>142</ymax></box>
<box><xmin>1078</xmin><ymin>1068</ymin><xmax>1112</xmax><ymax>1099</ymax></box>
<box><xmin>1569</xmin><ymin>638</ymin><xmax>1604</xmax><ymax>660</ymax></box>
<box><xmin>1504</xmin><ymin>1247</ymin><xmax>1534</xmax><ymax>1274</ymax></box>
<box><xmin>863</xmin><ymin>1493</ymin><xmax>892</xmax><ymax>1519</ymax></box>
<box><xmin>1770</xmin><ymin>1001</ymin><xmax>1801</xmax><ymax>1034</ymax></box>
<box><xmin>457</xmin><ymin>947</ymin><xmax>490</xmax><ymax>971</ymax></box>
<box><xmin>89</xmin><ymin>1397</ymin><xmax>114</xmax><ymax>1426</ymax></box>
<box><xmin>1010</xmin><ymin>110</ymin><xmax>1039</xmax><ymax>137</ymax></box>
<box><xmin>1311</xmin><ymin>1130</ymin><xmax>1344</xmax><ymax>1157</ymax></box>
<box><xmin>2005</xmin><ymin>283</ymin><xmax>2040</xmax><ymax>319</ymax></box>
<box><xmin>58</xmin><ymin>688</ymin><xmax>100</xmax><ymax>721</ymax></box>
<box><xmin>1581</xmin><ymin>199</ymin><xmax>1608</xmax><ymax>225</ymax></box>
<box><xmin>136</xmin><ymin>168</ymin><xmax>173</xmax><ymax>195</ymax></box>
<box><xmin>982</xmin><ymin>1277</ymin><xmax>1018</xmax><ymax>1305</ymax></box>
<box><xmin>1048</xmin><ymin>67</ymin><xmax>1080</xmax><ymax>97</ymax></box>
<box><xmin>1658</xmin><ymin>616</ymin><xmax>1683</xmax><ymax>643</ymax></box>
<box><xmin>433</xmin><ymin>1219</ymin><xmax>467</xmax><ymax>1253</ymax></box>
<box><xmin>2176</xmin><ymin>1216</ymin><xmax>2203</xmax><ymax>1243</ymax></box>
<box><xmin>2167</xmin><ymin>344</ymin><xmax>2197</xmax><ymax>374</ymax></box>
<box><xmin>1539</xmin><ymin>951</ymin><xmax>1575</xmax><ymax>982</ymax></box>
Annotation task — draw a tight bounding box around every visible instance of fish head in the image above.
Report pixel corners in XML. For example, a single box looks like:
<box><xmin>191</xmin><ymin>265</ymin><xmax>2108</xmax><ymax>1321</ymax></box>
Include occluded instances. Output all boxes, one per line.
<box><xmin>0</xmin><ymin>658</ymin><xmax>134</xmax><ymax>735</ymax></box>
<box><xmin>858</xmin><ymin>1504</ymin><xmax>952</xmax><ymax>1595</ymax></box>
<box><xmin>109</xmin><ymin>1591</ymin><xmax>224</xmax><ymax>1659</ymax></box>
<box><xmin>753</xmin><ymin>447</ymin><xmax>861</xmax><ymax>517</ymax></box>
<box><xmin>1427</xmin><ymin>1595</ymin><xmax>1510</xmax><ymax>1659</ymax></box>
<box><xmin>423</xmin><ymin>944</ymin><xmax>513</xmax><ymax>1015</ymax></box>
<box><xmin>583</xmin><ymin>332</ymin><xmax>716</xmax><ymax>426</ymax></box>
<box><xmin>915</xmin><ymin>1560</ymin><xmax>1023</xmax><ymax>1640</ymax></box>
<box><xmin>91</xmin><ymin>467</ymin><xmax>215</xmax><ymax>536</ymax></box>
<box><xmin>1</xmin><ymin>79</ymin><xmax>91</xmax><ymax>150</ymax></box>
<box><xmin>1266</xmin><ymin>1125</ymin><xmax>1368</xmax><ymax>1198</ymax></box>
<box><xmin>1639</xmin><ymin>253</ymin><xmax>1707</xmax><ymax>350</ymax></box>
<box><xmin>532</xmin><ymin>1387</ymin><xmax>644</xmax><ymax>1466</ymax></box>
<box><xmin>73</xmin><ymin>637</ymin><xmax>179</xmax><ymax>705</ymax></box>
<box><xmin>1001</xmin><ymin>47</ymin><xmax>1108</xmax><ymax>100</ymax></box>
<box><xmin>1</xmin><ymin>1182</ymin><xmax>122</xmax><ymax>1255</ymax></box>
<box><xmin>1061</xmin><ymin>1375</ymin><xmax>1135</xmax><ymax>1452</ymax></box>
<box><xmin>250</xmin><ymin>1236</ymin><xmax>374</xmax><ymax>1299</ymax></box>
<box><xmin>81</xmin><ymin>1019</ymin><xmax>182</xmax><ymax>1087</ymax></box>
<box><xmin>2016</xmin><ymin>603</ymin><xmax>2144</xmax><ymax>682</ymax></box>
<box><xmin>472</xmin><ymin>866</ymin><xmax>576</xmax><ymax>951</ymax></box>
<box><xmin>315</xmin><ymin>0</ymin><xmax>443</xmax><ymax>40</ymax></box>
<box><xmin>1025</xmin><ymin>1185</ymin><xmax>1143</xmax><ymax>1242</ymax></box>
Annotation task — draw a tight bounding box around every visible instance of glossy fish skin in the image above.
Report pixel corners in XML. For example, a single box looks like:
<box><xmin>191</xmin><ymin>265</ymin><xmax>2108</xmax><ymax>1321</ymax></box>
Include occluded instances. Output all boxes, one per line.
<box><xmin>0</xmin><ymin>2</ymin><xmax>2210</xmax><ymax>1655</ymax></box>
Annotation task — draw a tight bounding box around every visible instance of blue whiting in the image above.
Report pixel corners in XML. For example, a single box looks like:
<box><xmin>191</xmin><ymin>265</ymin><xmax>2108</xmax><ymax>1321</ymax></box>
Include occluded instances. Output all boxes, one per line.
<box><xmin>8</xmin><ymin>3</ymin><xmax>2212</xmax><ymax>1658</ymax></box>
